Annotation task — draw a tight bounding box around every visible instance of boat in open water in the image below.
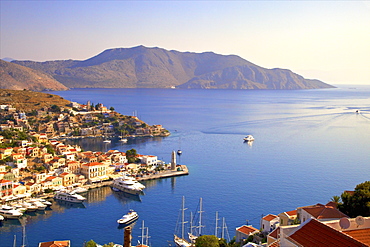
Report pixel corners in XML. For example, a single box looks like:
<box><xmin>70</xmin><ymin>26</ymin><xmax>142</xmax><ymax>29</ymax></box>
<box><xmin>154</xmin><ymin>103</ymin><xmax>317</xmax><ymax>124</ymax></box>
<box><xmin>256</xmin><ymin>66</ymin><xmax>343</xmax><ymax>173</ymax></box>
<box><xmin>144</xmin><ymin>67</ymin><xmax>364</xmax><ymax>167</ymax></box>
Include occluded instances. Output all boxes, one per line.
<box><xmin>243</xmin><ymin>135</ymin><xmax>254</xmax><ymax>142</ymax></box>
<box><xmin>117</xmin><ymin>209</ymin><xmax>139</xmax><ymax>225</ymax></box>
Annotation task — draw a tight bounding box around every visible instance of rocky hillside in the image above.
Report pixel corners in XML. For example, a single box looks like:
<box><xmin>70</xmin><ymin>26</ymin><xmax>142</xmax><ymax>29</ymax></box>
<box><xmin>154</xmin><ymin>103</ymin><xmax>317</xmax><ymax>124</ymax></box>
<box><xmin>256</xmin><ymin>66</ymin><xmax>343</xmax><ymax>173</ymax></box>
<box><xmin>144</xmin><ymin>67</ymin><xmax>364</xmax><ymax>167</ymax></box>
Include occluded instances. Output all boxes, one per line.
<box><xmin>0</xmin><ymin>60</ymin><xmax>68</xmax><ymax>91</ymax></box>
<box><xmin>0</xmin><ymin>89</ymin><xmax>71</xmax><ymax>112</ymax></box>
<box><xmin>12</xmin><ymin>46</ymin><xmax>334</xmax><ymax>90</ymax></box>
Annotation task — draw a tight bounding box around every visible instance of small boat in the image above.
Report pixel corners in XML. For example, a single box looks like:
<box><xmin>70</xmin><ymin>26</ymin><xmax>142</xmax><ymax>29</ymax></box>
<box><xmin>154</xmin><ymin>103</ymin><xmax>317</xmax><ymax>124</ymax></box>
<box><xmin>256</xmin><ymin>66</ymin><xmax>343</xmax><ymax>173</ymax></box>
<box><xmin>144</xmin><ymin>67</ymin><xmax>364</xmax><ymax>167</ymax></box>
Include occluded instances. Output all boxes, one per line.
<box><xmin>119</xmin><ymin>138</ymin><xmax>128</xmax><ymax>143</ymax></box>
<box><xmin>71</xmin><ymin>187</ymin><xmax>88</xmax><ymax>194</ymax></box>
<box><xmin>54</xmin><ymin>191</ymin><xmax>86</xmax><ymax>203</ymax></box>
<box><xmin>103</xmin><ymin>140</ymin><xmax>111</xmax><ymax>143</ymax></box>
<box><xmin>117</xmin><ymin>209</ymin><xmax>139</xmax><ymax>225</ymax></box>
<box><xmin>243</xmin><ymin>135</ymin><xmax>254</xmax><ymax>142</ymax></box>
<box><xmin>0</xmin><ymin>215</ymin><xmax>4</xmax><ymax>221</ymax></box>
<box><xmin>177</xmin><ymin>150</ymin><xmax>182</xmax><ymax>156</ymax></box>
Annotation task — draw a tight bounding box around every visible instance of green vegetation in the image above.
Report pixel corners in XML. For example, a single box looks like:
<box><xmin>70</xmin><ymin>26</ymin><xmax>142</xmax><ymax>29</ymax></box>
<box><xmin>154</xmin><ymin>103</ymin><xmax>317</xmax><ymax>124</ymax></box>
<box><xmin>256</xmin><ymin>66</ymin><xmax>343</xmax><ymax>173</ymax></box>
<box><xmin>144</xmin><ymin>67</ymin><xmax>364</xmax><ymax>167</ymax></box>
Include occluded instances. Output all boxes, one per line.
<box><xmin>126</xmin><ymin>148</ymin><xmax>139</xmax><ymax>163</ymax></box>
<box><xmin>333</xmin><ymin>181</ymin><xmax>370</xmax><ymax>217</ymax></box>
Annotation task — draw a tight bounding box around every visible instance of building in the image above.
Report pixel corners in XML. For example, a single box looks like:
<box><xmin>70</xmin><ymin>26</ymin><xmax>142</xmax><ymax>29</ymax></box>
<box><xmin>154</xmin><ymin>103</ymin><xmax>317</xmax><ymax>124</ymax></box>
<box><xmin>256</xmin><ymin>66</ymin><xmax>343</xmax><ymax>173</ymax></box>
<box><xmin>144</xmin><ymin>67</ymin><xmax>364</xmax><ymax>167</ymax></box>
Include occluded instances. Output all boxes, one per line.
<box><xmin>297</xmin><ymin>203</ymin><xmax>348</xmax><ymax>223</ymax></box>
<box><xmin>38</xmin><ymin>240</ymin><xmax>71</xmax><ymax>247</ymax></box>
<box><xmin>261</xmin><ymin>214</ymin><xmax>279</xmax><ymax>233</ymax></box>
<box><xmin>273</xmin><ymin>217</ymin><xmax>370</xmax><ymax>247</ymax></box>
<box><xmin>0</xmin><ymin>179</ymin><xmax>13</xmax><ymax>199</ymax></box>
<box><xmin>278</xmin><ymin>209</ymin><xmax>297</xmax><ymax>226</ymax></box>
<box><xmin>80</xmin><ymin>162</ymin><xmax>108</xmax><ymax>183</ymax></box>
<box><xmin>235</xmin><ymin>225</ymin><xmax>259</xmax><ymax>243</ymax></box>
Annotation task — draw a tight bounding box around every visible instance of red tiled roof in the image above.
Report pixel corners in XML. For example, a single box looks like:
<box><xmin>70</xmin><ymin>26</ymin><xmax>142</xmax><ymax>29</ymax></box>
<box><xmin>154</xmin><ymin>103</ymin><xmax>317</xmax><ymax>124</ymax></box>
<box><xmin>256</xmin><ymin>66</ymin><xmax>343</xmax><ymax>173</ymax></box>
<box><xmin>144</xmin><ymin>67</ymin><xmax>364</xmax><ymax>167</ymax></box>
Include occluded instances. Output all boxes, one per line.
<box><xmin>286</xmin><ymin>210</ymin><xmax>297</xmax><ymax>216</ymax></box>
<box><xmin>268</xmin><ymin>240</ymin><xmax>280</xmax><ymax>247</ymax></box>
<box><xmin>344</xmin><ymin>228</ymin><xmax>370</xmax><ymax>246</ymax></box>
<box><xmin>82</xmin><ymin>162</ymin><xmax>103</xmax><ymax>166</ymax></box>
<box><xmin>269</xmin><ymin>227</ymin><xmax>280</xmax><ymax>239</ymax></box>
<box><xmin>38</xmin><ymin>240</ymin><xmax>70</xmax><ymax>247</ymax></box>
<box><xmin>263</xmin><ymin>214</ymin><xmax>278</xmax><ymax>221</ymax></box>
<box><xmin>303</xmin><ymin>205</ymin><xmax>348</xmax><ymax>219</ymax></box>
<box><xmin>236</xmin><ymin>225</ymin><xmax>258</xmax><ymax>235</ymax></box>
<box><xmin>288</xmin><ymin>218</ymin><xmax>368</xmax><ymax>247</ymax></box>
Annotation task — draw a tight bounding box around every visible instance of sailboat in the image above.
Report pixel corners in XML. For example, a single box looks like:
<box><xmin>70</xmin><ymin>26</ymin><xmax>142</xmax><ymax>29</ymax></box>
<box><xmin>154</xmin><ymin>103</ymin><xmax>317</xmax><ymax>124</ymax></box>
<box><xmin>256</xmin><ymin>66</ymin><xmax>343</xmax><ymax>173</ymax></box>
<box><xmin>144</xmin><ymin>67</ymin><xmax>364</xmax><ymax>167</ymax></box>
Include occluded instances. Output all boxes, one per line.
<box><xmin>188</xmin><ymin>198</ymin><xmax>204</xmax><ymax>244</ymax></box>
<box><xmin>174</xmin><ymin>196</ymin><xmax>192</xmax><ymax>247</ymax></box>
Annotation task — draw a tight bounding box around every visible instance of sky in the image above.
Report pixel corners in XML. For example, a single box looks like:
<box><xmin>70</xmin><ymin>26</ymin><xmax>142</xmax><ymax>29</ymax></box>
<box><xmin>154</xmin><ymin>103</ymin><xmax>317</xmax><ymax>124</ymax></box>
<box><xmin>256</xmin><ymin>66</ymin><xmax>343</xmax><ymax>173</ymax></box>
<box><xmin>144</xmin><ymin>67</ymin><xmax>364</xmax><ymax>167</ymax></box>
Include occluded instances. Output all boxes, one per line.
<box><xmin>1</xmin><ymin>1</ymin><xmax>369</xmax><ymax>85</ymax></box>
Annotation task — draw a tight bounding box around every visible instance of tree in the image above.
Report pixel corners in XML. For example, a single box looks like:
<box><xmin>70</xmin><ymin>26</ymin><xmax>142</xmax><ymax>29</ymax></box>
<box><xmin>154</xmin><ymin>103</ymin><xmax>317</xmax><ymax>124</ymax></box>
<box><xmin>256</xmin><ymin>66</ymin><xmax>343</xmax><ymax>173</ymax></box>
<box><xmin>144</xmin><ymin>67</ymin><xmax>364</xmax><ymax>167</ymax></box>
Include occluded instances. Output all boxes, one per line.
<box><xmin>109</xmin><ymin>106</ymin><xmax>115</xmax><ymax>111</ymax></box>
<box><xmin>337</xmin><ymin>181</ymin><xmax>370</xmax><ymax>217</ymax></box>
<box><xmin>195</xmin><ymin>235</ymin><xmax>220</xmax><ymax>247</ymax></box>
<box><xmin>85</xmin><ymin>240</ymin><xmax>97</xmax><ymax>247</ymax></box>
<box><xmin>126</xmin><ymin>148</ymin><xmax>138</xmax><ymax>163</ymax></box>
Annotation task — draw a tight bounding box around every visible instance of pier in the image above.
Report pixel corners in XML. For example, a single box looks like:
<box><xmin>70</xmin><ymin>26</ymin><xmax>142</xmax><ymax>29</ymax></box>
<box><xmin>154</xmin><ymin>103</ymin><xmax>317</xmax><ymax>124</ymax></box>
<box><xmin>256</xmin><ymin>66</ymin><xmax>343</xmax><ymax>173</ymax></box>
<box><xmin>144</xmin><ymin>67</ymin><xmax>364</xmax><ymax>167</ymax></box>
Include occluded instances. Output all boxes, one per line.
<box><xmin>137</xmin><ymin>165</ymin><xmax>189</xmax><ymax>181</ymax></box>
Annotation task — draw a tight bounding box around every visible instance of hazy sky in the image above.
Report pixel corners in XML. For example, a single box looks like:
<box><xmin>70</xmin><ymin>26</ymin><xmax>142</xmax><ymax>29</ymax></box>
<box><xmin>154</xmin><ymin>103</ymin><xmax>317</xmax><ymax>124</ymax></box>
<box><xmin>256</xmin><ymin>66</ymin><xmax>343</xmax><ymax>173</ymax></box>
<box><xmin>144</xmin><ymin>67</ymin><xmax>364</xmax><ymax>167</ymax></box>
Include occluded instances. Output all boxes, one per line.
<box><xmin>1</xmin><ymin>1</ymin><xmax>369</xmax><ymax>85</ymax></box>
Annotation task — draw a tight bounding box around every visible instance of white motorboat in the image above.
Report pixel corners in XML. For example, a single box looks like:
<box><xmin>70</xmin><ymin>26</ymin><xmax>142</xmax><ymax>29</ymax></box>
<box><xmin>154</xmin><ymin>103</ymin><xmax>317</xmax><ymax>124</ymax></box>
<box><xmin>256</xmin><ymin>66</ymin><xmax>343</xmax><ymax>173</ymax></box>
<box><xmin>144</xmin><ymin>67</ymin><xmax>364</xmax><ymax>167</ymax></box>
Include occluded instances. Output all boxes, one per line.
<box><xmin>112</xmin><ymin>176</ymin><xmax>145</xmax><ymax>195</ymax></box>
<box><xmin>38</xmin><ymin>198</ymin><xmax>53</xmax><ymax>206</ymax></box>
<box><xmin>0</xmin><ymin>215</ymin><xmax>4</xmax><ymax>221</ymax></box>
<box><xmin>103</xmin><ymin>139</ymin><xmax>111</xmax><ymax>143</ymax></box>
<box><xmin>0</xmin><ymin>205</ymin><xmax>23</xmax><ymax>219</ymax></box>
<box><xmin>119</xmin><ymin>138</ymin><xmax>128</xmax><ymax>143</ymax></box>
<box><xmin>20</xmin><ymin>202</ymin><xmax>38</xmax><ymax>212</ymax></box>
<box><xmin>117</xmin><ymin>209</ymin><xmax>139</xmax><ymax>224</ymax></box>
<box><xmin>54</xmin><ymin>191</ymin><xmax>86</xmax><ymax>203</ymax></box>
<box><xmin>71</xmin><ymin>187</ymin><xmax>88</xmax><ymax>194</ymax></box>
<box><xmin>243</xmin><ymin>135</ymin><xmax>255</xmax><ymax>142</ymax></box>
<box><xmin>28</xmin><ymin>199</ymin><xmax>47</xmax><ymax>210</ymax></box>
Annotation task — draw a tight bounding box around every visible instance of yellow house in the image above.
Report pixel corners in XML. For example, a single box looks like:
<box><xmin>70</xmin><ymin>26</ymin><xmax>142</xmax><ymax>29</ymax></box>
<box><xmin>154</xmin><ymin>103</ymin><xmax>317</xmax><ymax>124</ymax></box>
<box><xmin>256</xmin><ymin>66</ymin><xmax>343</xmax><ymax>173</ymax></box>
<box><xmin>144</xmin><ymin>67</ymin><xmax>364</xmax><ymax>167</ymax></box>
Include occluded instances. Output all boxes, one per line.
<box><xmin>60</xmin><ymin>172</ymin><xmax>76</xmax><ymax>187</ymax></box>
<box><xmin>278</xmin><ymin>210</ymin><xmax>297</xmax><ymax>226</ymax></box>
<box><xmin>12</xmin><ymin>184</ymin><xmax>27</xmax><ymax>196</ymax></box>
<box><xmin>80</xmin><ymin>162</ymin><xmax>108</xmax><ymax>183</ymax></box>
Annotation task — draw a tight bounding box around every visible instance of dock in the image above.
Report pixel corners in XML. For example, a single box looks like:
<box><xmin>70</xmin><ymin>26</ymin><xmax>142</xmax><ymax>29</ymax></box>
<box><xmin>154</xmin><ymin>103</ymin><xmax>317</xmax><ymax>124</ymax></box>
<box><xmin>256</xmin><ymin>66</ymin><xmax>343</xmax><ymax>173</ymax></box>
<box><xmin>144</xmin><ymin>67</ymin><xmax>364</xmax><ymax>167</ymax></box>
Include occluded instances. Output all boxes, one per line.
<box><xmin>136</xmin><ymin>165</ymin><xmax>189</xmax><ymax>181</ymax></box>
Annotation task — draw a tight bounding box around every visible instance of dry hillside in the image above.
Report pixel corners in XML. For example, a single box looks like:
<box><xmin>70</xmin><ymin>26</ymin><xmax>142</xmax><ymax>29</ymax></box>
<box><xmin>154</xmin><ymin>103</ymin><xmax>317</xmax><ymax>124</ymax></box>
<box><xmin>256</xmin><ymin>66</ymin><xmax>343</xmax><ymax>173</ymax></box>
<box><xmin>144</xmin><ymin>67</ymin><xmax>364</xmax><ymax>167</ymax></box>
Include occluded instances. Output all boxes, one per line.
<box><xmin>0</xmin><ymin>89</ymin><xmax>71</xmax><ymax>112</ymax></box>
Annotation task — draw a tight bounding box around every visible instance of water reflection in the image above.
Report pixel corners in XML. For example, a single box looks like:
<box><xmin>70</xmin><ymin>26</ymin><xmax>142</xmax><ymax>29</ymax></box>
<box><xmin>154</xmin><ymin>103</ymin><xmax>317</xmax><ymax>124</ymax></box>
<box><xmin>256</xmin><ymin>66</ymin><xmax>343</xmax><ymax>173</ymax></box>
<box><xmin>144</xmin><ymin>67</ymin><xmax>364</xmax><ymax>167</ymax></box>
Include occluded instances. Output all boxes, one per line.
<box><xmin>53</xmin><ymin>199</ymin><xmax>86</xmax><ymax>210</ymax></box>
<box><xmin>86</xmin><ymin>186</ymin><xmax>112</xmax><ymax>203</ymax></box>
<box><xmin>64</xmin><ymin>136</ymin><xmax>167</xmax><ymax>152</ymax></box>
<box><xmin>112</xmin><ymin>191</ymin><xmax>141</xmax><ymax>205</ymax></box>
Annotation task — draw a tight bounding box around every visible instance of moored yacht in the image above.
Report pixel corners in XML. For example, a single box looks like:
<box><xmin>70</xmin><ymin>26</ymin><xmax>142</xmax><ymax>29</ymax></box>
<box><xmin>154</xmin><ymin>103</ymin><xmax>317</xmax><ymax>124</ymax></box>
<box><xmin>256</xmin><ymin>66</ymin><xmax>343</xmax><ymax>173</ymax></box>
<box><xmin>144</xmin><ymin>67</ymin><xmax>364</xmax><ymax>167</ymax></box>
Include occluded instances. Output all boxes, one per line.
<box><xmin>112</xmin><ymin>176</ymin><xmax>145</xmax><ymax>195</ymax></box>
<box><xmin>0</xmin><ymin>205</ymin><xmax>23</xmax><ymax>219</ymax></box>
<box><xmin>54</xmin><ymin>191</ymin><xmax>86</xmax><ymax>203</ymax></box>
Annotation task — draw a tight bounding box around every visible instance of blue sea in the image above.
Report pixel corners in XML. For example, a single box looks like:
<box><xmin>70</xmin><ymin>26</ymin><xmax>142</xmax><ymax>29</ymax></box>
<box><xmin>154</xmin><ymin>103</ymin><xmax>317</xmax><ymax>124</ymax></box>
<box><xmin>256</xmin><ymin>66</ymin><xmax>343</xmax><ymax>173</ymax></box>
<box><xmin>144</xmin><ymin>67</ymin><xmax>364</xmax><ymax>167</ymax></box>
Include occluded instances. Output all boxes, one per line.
<box><xmin>1</xmin><ymin>86</ymin><xmax>370</xmax><ymax>247</ymax></box>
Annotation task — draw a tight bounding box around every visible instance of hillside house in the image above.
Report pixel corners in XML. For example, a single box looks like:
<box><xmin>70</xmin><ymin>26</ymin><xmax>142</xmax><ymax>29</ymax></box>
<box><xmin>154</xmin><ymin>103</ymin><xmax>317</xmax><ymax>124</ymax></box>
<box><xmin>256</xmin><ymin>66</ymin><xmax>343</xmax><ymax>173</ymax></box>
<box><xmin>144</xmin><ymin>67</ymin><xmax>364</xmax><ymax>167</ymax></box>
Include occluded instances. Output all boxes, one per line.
<box><xmin>235</xmin><ymin>225</ymin><xmax>259</xmax><ymax>243</ymax></box>
<box><xmin>261</xmin><ymin>214</ymin><xmax>279</xmax><ymax>233</ymax></box>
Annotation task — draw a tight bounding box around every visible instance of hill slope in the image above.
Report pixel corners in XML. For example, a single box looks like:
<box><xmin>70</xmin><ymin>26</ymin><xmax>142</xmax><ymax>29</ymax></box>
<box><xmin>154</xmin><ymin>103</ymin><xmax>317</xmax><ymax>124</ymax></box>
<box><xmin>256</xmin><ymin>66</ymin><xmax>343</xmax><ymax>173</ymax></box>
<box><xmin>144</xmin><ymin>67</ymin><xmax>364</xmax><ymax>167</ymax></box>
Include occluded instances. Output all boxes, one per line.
<box><xmin>12</xmin><ymin>46</ymin><xmax>334</xmax><ymax>90</ymax></box>
<box><xmin>0</xmin><ymin>60</ymin><xmax>68</xmax><ymax>91</ymax></box>
<box><xmin>0</xmin><ymin>89</ymin><xmax>71</xmax><ymax>112</ymax></box>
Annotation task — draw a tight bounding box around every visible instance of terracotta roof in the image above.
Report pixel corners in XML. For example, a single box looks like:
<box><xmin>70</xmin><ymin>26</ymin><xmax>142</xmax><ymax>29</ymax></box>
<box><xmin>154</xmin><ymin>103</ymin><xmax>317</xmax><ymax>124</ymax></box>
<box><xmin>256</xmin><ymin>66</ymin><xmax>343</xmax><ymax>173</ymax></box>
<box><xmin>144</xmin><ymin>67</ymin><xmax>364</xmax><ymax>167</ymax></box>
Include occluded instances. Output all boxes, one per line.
<box><xmin>268</xmin><ymin>240</ymin><xmax>280</xmax><ymax>247</ymax></box>
<box><xmin>286</xmin><ymin>210</ymin><xmax>297</xmax><ymax>216</ymax></box>
<box><xmin>82</xmin><ymin>162</ymin><xmax>103</xmax><ymax>166</ymax></box>
<box><xmin>344</xmin><ymin>228</ymin><xmax>370</xmax><ymax>246</ymax></box>
<box><xmin>263</xmin><ymin>214</ymin><xmax>278</xmax><ymax>221</ymax></box>
<box><xmin>288</xmin><ymin>218</ymin><xmax>368</xmax><ymax>247</ymax></box>
<box><xmin>303</xmin><ymin>205</ymin><xmax>348</xmax><ymax>219</ymax></box>
<box><xmin>269</xmin><ymin>227</ymin><xmax>280</xmax><ymax>239</ymax></box>
<box><xmin>236</xmin><ymin>225</ymin><xmax>259</xmax><ymax>235</ymax></box>
<box><xmin>38</xmin><ymin>240</ymin><xmax>70</xmax><ymax>247</ymax></box>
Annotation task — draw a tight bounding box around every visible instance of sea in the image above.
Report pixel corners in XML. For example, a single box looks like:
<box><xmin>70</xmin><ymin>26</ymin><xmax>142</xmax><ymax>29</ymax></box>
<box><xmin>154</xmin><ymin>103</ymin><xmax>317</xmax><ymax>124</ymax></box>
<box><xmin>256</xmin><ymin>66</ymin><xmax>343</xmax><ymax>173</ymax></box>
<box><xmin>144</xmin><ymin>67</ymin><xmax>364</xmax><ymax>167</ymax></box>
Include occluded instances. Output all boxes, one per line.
<box><xmin>1</xmin><ymin>85</ymin><xmax>370</xmax><ymax>247</ymax></box>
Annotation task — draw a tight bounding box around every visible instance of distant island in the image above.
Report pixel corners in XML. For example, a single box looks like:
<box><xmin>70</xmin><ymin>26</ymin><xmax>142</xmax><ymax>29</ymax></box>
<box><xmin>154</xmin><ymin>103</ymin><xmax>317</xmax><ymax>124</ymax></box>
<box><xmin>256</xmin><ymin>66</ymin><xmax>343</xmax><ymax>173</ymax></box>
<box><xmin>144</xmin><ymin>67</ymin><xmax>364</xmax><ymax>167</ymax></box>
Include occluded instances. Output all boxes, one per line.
<box><xmin>2</xmin><ymin>46</ymin><xmax>334</xmax><ymax>90</ymax></box>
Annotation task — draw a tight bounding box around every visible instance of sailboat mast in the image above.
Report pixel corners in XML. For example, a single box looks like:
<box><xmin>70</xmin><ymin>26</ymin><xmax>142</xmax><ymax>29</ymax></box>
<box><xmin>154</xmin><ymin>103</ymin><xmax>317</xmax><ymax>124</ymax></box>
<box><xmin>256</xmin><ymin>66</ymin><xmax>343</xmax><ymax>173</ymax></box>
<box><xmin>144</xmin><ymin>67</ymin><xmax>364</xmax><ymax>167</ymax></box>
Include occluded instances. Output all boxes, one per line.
<box><xmin>181</xmin><ymin>196</ymin><xmax>188</xmax><ymax>239</ymax></box>
<box><xmin>221</xmin><ymin>217</ymin><xmax>225</xmax><ymax>239</ymax></box>
<box><xmin>198</xmin><ymin>197</ymin><xmax>204</xmax><ymax>236</ymax></box>
<box><xmin>141</xmin><ymin>220</ymin><xmax>145</xmax><ymax>245</ymax></box>
<box><xmin>215</xmin><ymin>211</ymin><xmax>219</xmax><ymax>237</ymax></box>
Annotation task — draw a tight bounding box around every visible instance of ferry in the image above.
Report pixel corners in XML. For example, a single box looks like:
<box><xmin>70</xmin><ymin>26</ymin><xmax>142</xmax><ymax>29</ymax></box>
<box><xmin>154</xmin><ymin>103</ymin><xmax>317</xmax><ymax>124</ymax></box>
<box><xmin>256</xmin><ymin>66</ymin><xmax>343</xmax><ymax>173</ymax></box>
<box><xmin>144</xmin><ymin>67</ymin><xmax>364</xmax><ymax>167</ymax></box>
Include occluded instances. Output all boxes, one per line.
<box><xmin>117</xmin><ymin>209</ymin><xmax>139</xmax><ymax>225</ymax></box>
<box><xmin>54</xmin><ymin>191</ymin><xmax>86</xmax><ymax>203</ymax></box>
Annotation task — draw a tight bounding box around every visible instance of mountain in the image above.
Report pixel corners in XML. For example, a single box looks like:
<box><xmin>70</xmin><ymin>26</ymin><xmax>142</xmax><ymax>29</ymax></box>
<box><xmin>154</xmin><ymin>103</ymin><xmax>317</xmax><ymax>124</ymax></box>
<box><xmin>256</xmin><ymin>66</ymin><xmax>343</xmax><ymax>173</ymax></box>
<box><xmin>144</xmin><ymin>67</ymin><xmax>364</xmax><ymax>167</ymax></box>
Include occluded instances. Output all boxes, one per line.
<box><xmin>12</xmin><ymin>46</ymin><xmax>334</xmax><ymax>89</ymax></box>
<box><xmin>0</xmin><ymin>60</ymin><xmax>68</xmax><ymax>91</ymax></box>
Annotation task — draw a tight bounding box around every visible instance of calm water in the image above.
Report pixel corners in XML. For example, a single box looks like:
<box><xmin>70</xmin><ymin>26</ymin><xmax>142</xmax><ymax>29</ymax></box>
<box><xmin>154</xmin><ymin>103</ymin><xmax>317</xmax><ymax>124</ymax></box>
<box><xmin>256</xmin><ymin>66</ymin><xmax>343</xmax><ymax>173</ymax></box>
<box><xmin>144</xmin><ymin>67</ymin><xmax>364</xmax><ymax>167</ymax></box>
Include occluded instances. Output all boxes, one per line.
<box><xmin>1</xmin><ymin>86</ymin><xmax>370</xmax><ymax>247</ymax></box>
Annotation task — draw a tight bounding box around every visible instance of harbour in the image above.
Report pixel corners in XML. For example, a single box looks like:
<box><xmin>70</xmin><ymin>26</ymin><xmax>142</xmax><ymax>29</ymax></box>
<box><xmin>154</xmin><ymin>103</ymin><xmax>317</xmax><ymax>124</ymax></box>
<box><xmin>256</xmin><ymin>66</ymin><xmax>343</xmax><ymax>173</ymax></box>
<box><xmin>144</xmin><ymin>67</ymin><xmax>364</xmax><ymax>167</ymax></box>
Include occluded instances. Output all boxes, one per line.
<box><xmin>1</xmin><ymin>87</ymin><xmax>370</xmax><ymax>246</ymax></box>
